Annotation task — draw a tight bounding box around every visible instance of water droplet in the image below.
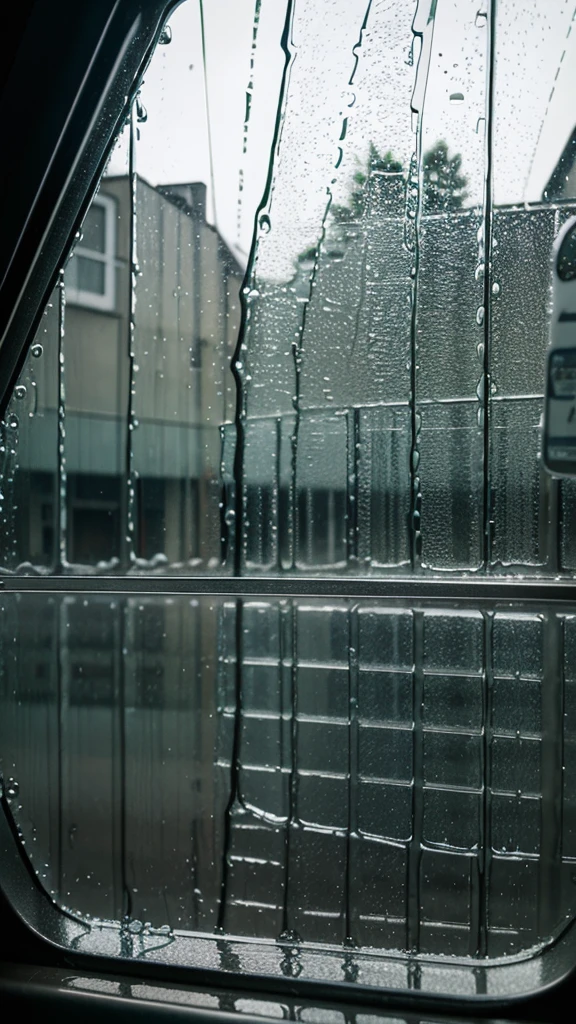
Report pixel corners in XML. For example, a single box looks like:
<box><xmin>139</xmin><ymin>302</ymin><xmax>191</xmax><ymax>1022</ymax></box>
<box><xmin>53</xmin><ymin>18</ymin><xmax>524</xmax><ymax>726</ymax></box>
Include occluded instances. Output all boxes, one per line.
<box><xmin>259</xmin><ymin>214</ymin><xmax>271</xmax><ymax>234</ymax></box>
<box><xmin>31</xmin><ymin>344</ymin><xmax>43</xmax><ymax>358</ymax></box>
<box><xmin>492</xmin><ymin>281</ymin><xmax>501</xmax><ymax>296</ymax></box>
<box><xmin>449</xmin><ymin>92</ymin><xmax>465</xmax><ymax>104</ymax></box>
<box><xmin>7</xmin><ymin>414</ymin><xmax>19</xmax><ymax>430</ymax></box>
<box><xmin>159</xmin><ymin>25</ymin><xmax>172</xmax><ymax>44</ymax></box>
<box><xmin>127</xmin><ymin>919</ymin><xmax>144</xmax><ymax>934</ymax></box>
<box><xmin>476</xmin><ymin>305</ymin><xmax>485</xmax><ymax>326</ymax></box>
<box><xmin>5</xmin><ymin>778</ymin><xmax>19</xmax><ymax>799</ymax></box>
<box><xmin>14</xmin><ymin>385</ymin><xmax>26</xmax><ymax>400</ymax></box>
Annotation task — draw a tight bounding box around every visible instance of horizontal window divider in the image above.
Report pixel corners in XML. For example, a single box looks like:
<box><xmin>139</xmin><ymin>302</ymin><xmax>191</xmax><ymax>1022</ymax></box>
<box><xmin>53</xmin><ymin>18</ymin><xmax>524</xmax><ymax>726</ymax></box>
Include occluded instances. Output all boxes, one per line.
<box><xmin>1</xmin><ymin>574</ymin><xmax>576</xmax><ymax>603</ymax></box>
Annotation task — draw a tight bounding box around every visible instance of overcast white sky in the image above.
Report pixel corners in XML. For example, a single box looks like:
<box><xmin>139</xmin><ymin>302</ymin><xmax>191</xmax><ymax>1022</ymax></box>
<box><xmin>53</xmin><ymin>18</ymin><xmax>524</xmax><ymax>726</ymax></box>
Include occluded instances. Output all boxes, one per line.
<box><xmin>107</xmin><ymin>0</ymin><xmax>576</xmax><ymax>275</ymax></box>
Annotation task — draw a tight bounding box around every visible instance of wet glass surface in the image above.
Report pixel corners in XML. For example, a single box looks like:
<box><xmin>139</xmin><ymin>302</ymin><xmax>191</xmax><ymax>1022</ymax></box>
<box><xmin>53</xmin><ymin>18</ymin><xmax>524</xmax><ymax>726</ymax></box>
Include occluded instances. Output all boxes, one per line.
<box><xmin>2</xmin><ymin>0</ymin><xmax>576</xmax><ymax>978</ymax></box>
<box><xmin>1</xmin><ymin>592</ymin><xmax>575</xmax><ymax>961</ymax></box>
<box><xmin>2</xmin><ymin>0</ymin><xmax>576</xmax><ymax>577</ymax></box>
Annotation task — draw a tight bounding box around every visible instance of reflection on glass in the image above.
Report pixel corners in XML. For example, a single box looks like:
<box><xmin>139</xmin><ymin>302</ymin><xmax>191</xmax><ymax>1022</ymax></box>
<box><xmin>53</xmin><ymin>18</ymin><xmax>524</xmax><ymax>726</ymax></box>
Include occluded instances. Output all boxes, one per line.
<box><xmin>2</xmin><ymin>0</ymin><xmax>576</xmax><ymax>979</ymax></box>
<box><xmin>1</xmin><ymin>592</ymin><xmax>574</xmax><ymax>962</ymax></box>
<box><xmin>81</xmin><ymin>204</ymin><xmax>107</xmax><ymax>252</ymax></box>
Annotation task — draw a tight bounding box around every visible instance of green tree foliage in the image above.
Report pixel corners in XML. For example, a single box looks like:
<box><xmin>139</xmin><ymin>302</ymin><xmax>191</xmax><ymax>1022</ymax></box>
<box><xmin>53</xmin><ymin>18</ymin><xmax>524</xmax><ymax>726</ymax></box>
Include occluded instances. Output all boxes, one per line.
<box><xmin>331</xmin><ymin>142</ymin><xmax>404</xmax><ymax>223</ymax></box>
<box><xmin>331</xmin><ymin>140</ymin><xmax>468</xmax><ymax>223</ymax></box>
<box><xmin>422</xmin><ymin>140</ymin><xmax>468</xmax><ymax>212</ymax></box>
<box><xmin>296</xmin><ymin>140</ymin><xmax>467</xmax><ymax>264</ymax></box>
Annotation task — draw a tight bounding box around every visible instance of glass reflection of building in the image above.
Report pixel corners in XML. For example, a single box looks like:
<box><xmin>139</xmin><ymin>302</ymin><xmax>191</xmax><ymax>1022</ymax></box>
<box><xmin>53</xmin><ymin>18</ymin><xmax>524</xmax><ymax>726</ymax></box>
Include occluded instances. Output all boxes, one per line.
<box><xmin>12</xmin><ymin>177</ymin><xmax>243</xmax><ymax>570</ymax></box>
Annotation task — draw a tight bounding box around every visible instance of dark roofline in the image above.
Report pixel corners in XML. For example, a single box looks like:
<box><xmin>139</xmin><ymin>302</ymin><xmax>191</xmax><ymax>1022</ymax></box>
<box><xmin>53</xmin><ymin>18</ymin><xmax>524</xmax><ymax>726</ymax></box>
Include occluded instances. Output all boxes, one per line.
<box><xmin>102</xmin><ymin>174</ymin><xmax>245</xmax><ymax>276</ymax></box>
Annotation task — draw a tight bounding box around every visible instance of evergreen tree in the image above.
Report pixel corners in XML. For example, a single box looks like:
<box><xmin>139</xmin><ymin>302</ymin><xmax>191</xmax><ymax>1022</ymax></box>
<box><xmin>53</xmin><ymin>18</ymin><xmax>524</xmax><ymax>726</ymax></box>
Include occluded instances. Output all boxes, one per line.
<box><xmin>296</xmin><ymin>140</ymin><xmax>467</xmax><ymax>265</ymax></box>
<box><xmin>422</xmin><ymin>140</ymin><xmax>468</xmax><ymax>212</ymax></box>
<box><xmin>331</xmin><ymin>142</ymin><xmax>404</xmax><ymax>224</ymax></box>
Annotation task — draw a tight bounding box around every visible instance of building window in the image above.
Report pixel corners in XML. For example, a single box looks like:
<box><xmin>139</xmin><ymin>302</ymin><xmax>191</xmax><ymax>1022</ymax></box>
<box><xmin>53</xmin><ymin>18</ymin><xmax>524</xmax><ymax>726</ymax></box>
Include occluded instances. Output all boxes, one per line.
<box><xmin>65</xmin><ymin>193</ymin><xmax>116</xmax><ymax>312</ymax></box>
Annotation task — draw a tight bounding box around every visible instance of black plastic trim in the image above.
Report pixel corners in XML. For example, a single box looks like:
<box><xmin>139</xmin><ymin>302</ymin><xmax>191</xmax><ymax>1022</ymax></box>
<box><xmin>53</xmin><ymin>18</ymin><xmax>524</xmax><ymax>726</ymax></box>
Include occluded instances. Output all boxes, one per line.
<box><xmin>0</xmin><ymin>0</ymin><xmax>180</xmax><ymax>420</ymax></box>
<box><xmin>3</xmin><ymin>573</ymin><xmax>576</xmax><ymax>604</ymax></box>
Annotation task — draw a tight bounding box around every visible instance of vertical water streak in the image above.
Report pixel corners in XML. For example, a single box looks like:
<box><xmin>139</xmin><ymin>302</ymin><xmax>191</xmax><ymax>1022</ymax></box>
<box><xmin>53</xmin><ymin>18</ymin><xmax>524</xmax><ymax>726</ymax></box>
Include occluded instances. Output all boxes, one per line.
<box><xmin>56</xmin><ymin>271</ymin><xmax>67</xmax><ymax>571</ymax></box>
<box><xmin>55</xmin><ymin>595</ymin><xmax>65</xmax><ymax>900</ymax></box>
<box><xmin>274</xmin><ymin>417</ymin><xmax>282</xmax><ymax>571</ymax></box>
<box><xmin>481</xmin><ymin>0</ymin><xmax>497</xmax><ymax>567</ymax></box>
<box><xmin>346</xmin><ymin>410</ymin><xmax>360</xmax><ymax>567</ymax></box>
<box><xmin>119</xmin><ymin>599</ymin><xmax>132</xmax><ymax>925</ymax></box>
<box><xmin>345</xmin><ymin>603</ymin><xmax>360</xmax><ymax>944</ymax></box>
<box><xmin>109</xmin><ymin>599</ymin><xmax>124</xmax><ymax>920</ymax></box>
<box><xmin>124</xmin><ymin>111</ymin><xmax>138</xmax><ymax>569</ymax></box>
<box><xmin>219</xmin><ymin>424</ymin><xmax>231</xmax><ymax>566</ymax></box>
<box><xmin>477</xmin><ymin>609</ymin><xmax>494</xmax><ymax>956</ymax></box>
<box><xmin>407</xmin><ymin>609</ymin><xmax>424</xmax><ymax>953</ymax></box>
<box><xmin>280</xmin><ymin>600</ymin><xmax>297</xmax><ymax>937</ymax></box>
<box><xmin>232</xmin><ymin>0</ymin><xmax>295</xmax><ymax>575</ymax></box>
<box><xmin>0</xmin><ymin>393</ymin><xmax>20</xmax><ymax>568</ymax></box>
<box><xmin>408</xmin><ymin>1</ymin><xmax>437</xmax><ymax>571</ymax></box>
<box><xmin>237</xmin><ymin>0</ymin><xmax>263</xmax><ymax>244</ymax></box>
<box><xmin>290</xmin><ymin>199</ymin><xmax>332</xmax><ymax>569</ymax></box>
<box><xmin>199</xmin><ymin>0</ymin><xmax>218</xmax><ymax>227</ymax></box>
<box><xmin>544</xmin><ymin>206</ymin><xmax>563</xmax><ymax>570</ymax></box>
<box><xmin>344</xmin><ymin>0</ymin><xmax>373</xmax><ymax>359</ymax></box>
<box><xmin>216</xmin><ymin>598</ymin><xmax>244</xmax><ymax>932</ymax></box>
<box><xmin>538</xmin><ymin>612</ymin><xmax>565</xmax><ymax>942</ymax></box>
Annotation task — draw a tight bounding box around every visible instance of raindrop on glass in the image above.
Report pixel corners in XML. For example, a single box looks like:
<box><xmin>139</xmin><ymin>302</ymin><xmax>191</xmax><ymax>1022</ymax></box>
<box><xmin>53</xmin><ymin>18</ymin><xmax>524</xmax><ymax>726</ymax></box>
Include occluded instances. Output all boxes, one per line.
<box><xmin>5</xmin><ymin>778</ymin><xmax>19</xmax><ymax>800</ymax></box>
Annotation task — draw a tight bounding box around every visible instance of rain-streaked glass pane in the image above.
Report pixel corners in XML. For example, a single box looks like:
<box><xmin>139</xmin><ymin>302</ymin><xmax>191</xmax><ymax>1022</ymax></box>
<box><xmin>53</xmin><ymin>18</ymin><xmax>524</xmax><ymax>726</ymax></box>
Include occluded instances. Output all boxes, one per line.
<box><xmin>0</xmin><ymin>592</ymin><xmax>574</xmax><ymax>969</ymax></box>
<box><xmin>76</xmin><ymin>256</ymin><xmax>106</xmax><ymax>295</ymax></box>
<box><xmin>81</xmin><ymin>203</ymin><xmax>107</xmax><ymax>253</ymax></box>
<box><xmin>2</xmin><ymin>0</ymin><xmax>576</xmax><ymax>991</ymax></box>
<box><xmin>3</xmin><ymin>0</ymin><xmax>576</xmax><ymax>578</ymax></box>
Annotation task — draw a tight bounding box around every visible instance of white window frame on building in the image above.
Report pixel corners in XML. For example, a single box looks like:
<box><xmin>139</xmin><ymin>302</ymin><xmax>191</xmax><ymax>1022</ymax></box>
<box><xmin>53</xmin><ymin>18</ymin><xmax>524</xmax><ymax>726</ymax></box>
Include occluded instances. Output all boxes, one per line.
<box><xmin>65</xmin><ymin>192</ymin><xmax>117</xmax><ymax>312</ymax></box>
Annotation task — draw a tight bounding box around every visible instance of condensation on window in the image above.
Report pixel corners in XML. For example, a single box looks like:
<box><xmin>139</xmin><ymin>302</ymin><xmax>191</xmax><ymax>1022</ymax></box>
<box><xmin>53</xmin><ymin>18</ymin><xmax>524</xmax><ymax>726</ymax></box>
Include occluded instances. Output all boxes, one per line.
<box><xmin>2</xmin><ymin>0</ymin><xmax>576</xmax><ymax>984</ymax></box>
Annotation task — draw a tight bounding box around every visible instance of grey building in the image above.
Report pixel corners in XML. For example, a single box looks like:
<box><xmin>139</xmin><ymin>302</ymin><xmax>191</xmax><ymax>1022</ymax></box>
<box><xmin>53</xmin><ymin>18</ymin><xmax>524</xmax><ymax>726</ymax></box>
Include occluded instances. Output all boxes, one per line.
<box><xmin>4</xmin><ymin>175</ymin><xmax>243</xmax><ymax>571</ymax></box>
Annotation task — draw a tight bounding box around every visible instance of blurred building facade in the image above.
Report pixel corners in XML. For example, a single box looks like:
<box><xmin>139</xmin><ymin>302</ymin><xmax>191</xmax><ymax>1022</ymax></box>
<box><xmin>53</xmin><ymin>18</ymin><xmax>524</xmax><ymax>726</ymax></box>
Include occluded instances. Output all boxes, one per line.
<box><xmin>6</xmin><ymin>175</ymin><xmax>243</xmax><ymax>571</ymax></box>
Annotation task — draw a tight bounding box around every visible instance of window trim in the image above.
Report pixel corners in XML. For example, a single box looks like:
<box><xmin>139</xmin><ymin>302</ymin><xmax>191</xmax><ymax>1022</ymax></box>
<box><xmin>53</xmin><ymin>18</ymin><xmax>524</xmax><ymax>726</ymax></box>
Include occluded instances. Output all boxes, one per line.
<box><xmin>65</xmin><ymin>193</ymin><xmax>117</xmax><ymax>312</ymax></box>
